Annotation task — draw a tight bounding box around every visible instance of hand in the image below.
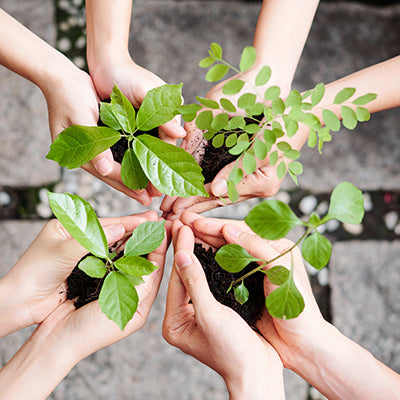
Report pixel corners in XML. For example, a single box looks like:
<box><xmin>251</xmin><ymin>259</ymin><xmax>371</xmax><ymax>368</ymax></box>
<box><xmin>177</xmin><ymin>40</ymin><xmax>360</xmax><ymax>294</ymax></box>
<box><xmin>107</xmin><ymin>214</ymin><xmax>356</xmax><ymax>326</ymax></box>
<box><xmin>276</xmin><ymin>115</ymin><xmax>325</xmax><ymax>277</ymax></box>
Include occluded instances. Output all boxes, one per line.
<box><xmin>0</xmin><ymin>210</ymin><xmax>160</xmax><ymax>337</ymax></box>
<box><xmin>162</xmin><ymin>221</ymin><xmax>285</xmax><ymax>399</ymax></box>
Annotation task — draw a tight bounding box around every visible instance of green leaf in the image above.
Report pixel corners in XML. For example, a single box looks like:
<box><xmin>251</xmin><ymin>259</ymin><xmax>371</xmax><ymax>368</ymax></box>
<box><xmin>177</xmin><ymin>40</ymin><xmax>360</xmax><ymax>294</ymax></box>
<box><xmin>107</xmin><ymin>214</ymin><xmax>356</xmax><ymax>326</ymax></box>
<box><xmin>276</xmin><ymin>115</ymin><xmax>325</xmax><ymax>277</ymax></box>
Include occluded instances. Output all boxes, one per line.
<box><xmin>265</xmin><ymin>265</ymin><xmax>290</xmax><ymax>286</ymax></box>
<box><xmin>199</xmin><ymin>56</ymin><xmax>215</xmax><ymax>68</ymax></box>
<box><xmin>225</xmin><ymin>133</ymin><xmax>238</xmax><ymax>148</ymax></box>
<box><xmin>211</xmin><ymin>113</ymin><xmax>229</xmax><ymax>131</ymax></box>
<box><xmin>99</xmin><ymin>271</ymin><xmax>138</xmax><ymax>330</ymax></box>
<box><xmin>322</xmin><ymin>109</ymin><xmax>341</xmax><ymax>131</ymax></box>
<box><xmin>196</xmin><ymin>110</ymin><xmax>213</xmax><ymax>130</ymax></box>
<box><xmin>215</xmin><ymin>244</ymin><xmax>262</xmax><ymax>273</ymax></box>
<box><xmin>254</xmin><ymin>139</ymin><xmax>267</xmax><ymax>160</ymax></box>
<box><xmin>263</xmin><ymin>130</ymin><xmax>276</xmax><ymax>147</ymax></box>
<box><xmin>301</xmin><ymin>113</ymin><xmax>321</xmax><ymax>129</ymax></box>
<box><xmin>240</xmin><ymin>46</ymin><xmax>256</xmax><ymax>72</ymax></box>
<box><xmin>210</xmin><ymin>42</ymin><xmax>222</xmax><ymax>59</ymax></box>
<box><xmin>227</xmin><ymin>180</ymin><xmax>239</xmax><ymax>202</ymax></box>
<box><xmin>99</xmin><ymin>102</ymin><xmax>122</xmax><ymax>130</ymax></box>
<box><xmin>247</xmin><ymin>102</ymin><xmax>264</xmax><ymax>117</ymax></box>
<box><xmin>323</xmin><ymin>181</ymin><xmax>365</xmax><ymax>224</ymax></box>
<box><xmin>229</xmin><ymin>140</ymin><xmax>249</xmax><ymax>155</ymax></box>
<box><xmin>334</xmin><ymin>87</ymin><xmax>356</xmax><ymax>104</ymax></box>
<box><xmin>223</xmin><ymin>79</ymin><xmax>245</xmax><ymax>95</ymax></box>
<box><xmin>285</xmin><ymin>90</ymin><xmax>302</xmax><ymax>107</ymax></box>
<box><xmin>124</xmin><ymin>275</ymin><xmax>145</xmax><ymax>286</ymax></box>
<box><xmin>311</xmin><ymin>83</ymin><xmax>325</xmax><ymax>107</ymax></box>
<box><xmin>277</xmin><ymin>142</ymin><xmax>291</xmax><ymax>152</ymax></box>
<box><xmin>204</xmin><ymin>130</ymin><xmax>216</xmax><ymax>140</ymax></box>
<box><xmin>301</xmin><ymin>232</ymin><xmax>332</xmax><ymax>270</ymax></box>
<box><xmin>121</xmin><ymin>148</ymin><xmax>149</xmax><ymax>190</ymax></box>
<box><xmin>132</xmin><ymin>135</ymin><xmax>207</xmax><ymax>197</ymax></box>
<box><xmin>341</xmin><ymin>106</ymin><xmax>357</xmax><ymax>130</ymax></box>
<box><xmin>46</xmin><ymin>126</ymin><xmax>120</xmax><ymax>169</ymax></box>
<box><xmin>272</xmin><ymin>98</ymin><xmax>285</xmax><ymax>115</ymax></box>
<box><xmin>255</xmin><ymin>65</ymin><xmax>271</xmax><ymax>86</ymax></box>
<box><xmin>245</xmin><ymin>200</ymin><xmax>303</xmax><ymax>240</ymax></box>
<box><xmin>206</xmin><ymin>64</ymin><xmax>229</xmax><ymax>82</ymax></box>
<box><xmin>269</xmin><ymin>150</ymin><xmax>278</xmax><ymax>166</ymax></box>
<box><xmin>177</xmin><ymin>103</ymin><xmax>202</xmax><ymax>114</ymax></box>
<box><xmin>212</xmin><ymin>133</ymin><xmax>225</xmax><ymax>148</ymax></box>
<box><xmin>244</xmin><ymin>124</ymin><xmax>260</xmax><ymax>135</ymax></box>
<box><xmin>196</xmin><ymin>96</ymin><xmax>220</xmax><ymax>109</ymax></box>
<box><xmin>78</xmin><ymin>256</ymin><xmax>107</xmax><ymax>278</ymax></box>
<box><xmin>238</xmin><ymin>93</ymin><xmax>256</xmax><ymax>109</ymax></box>
<box><xmin>264</xmin><ymin>86</ymin><xmax>281</xmax><ymax>101</ymax></box>
<box><xmin>136</xmin><ymin>84</ymin><xmax>182</xmax><ymax>131</ymax></box>
<box><xmin>182</xmin><ymin>113</ymin><xmax>196</xmax><ymax>122</ymax></box>
<box><xmin>124</xmin><ymin>220</ymin><xmax>166</xmax><ymax>256</ymax></box>
<box><xmin>234</xmin><ymin>282</ymin><xmax>249</xmax><ymax>305</ymax></box>
<box><xmin>220</xmin><ymin>98</ymin><xmax>236</xmax><ymax>113</ymax></box>
<box><xmin>243</xmin><ymin>152</ymin><xmax>257</xmax><ymax>174</ymax></box>
<box><xmin>228</xmin><ymin>116</ymin><xmax>245</xmax><ymax>130</ymax></box>
<box><xmin>285</xmin><ymin>150</ymin><xmax>301</xmax><ymax>160</ymax></box>
<box><xmin>110</xmin><ymin>85</ymin><xmax>136</xmax><ymax>133</ymax></box>
<box><xmin>308</xmin><ymin>128</ymin><xmax>317</xmax><ymax>148</ymax></box>
<box><xmin>289</xmin><ymin>161</ymin><xmax>303</xmax><ymax>175</ymax></box>
<box><xmin>355</xmin><ymin>107</ymin><xmax>370</xmax><ymax>122</ymax></box>
<box><xmin>265</xmin><ymin>268</ymin><xmax>304</xmax><ymax>319</ymax></box>
<box><xmin>353</xmin><ymin>93</ymin><xmax>377</xmax><ymax>105</ymax></box>
<box><xmin>47</xmin><ymin>192</ymin><xmax>108</xmax><ymax>259</ymax></box>
<box><xmin>276</xmin><ymin>161</ymin><xmax>287</xmax><ymax>180</ymax></box>
<box><xmin>115</xmin><ymin>256</ymin><xmax>158</xmax><ymax>276</ymax></box>
<box><xmin>228</xmin><ymin>166</ymin><xmax>243</xmax><ymax>185</ymax></box>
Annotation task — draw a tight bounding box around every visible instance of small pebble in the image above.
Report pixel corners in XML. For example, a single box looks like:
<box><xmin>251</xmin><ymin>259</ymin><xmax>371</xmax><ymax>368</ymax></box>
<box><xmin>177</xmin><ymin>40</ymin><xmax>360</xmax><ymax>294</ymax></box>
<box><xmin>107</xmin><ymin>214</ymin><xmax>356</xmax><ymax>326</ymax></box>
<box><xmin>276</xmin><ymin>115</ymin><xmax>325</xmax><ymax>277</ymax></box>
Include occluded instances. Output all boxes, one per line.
<box><xmin>272</xmin><ymin>191</ymin><xmax>290</xmax><ymax>204</ymax></box>
<box><xmin>59</xmin><ymin>22</ymin><xmax>70</xmax><ymax>32</ymax></box>
<box><xmin>37</xmin><ymin>203</ymin><xmax>53</xmax><ymax>219</ymax></box>
<box><xmin>73</xmin><ymin>0</ymin><xmax>83</xmax><ymax>6</ymax></box>
<box><xmin>75</xmin><ymin>36</ymin><xmax>86</xmax><ymax>49</ymax></box>
<box><xmin>304</xmin><ymin>260</ymin><xmax>318</xmax><ymax>276</ymax></box>
<box><xmin>73</xmin><ymin>56</ymin><xmax>86</xmax><ymax>69</ymax></box>
<box><xmin>363</xmin><ymin>192</ymin><xmax>373</xmax><ymax>212</ymax></box>
<box><xmin>57</xmin><ymin>37</ymin><xmax>71</xmax><ymax>52</ymax></box>
<box><xmin>343</xmin><ymin>222</ymin><xmax>363</xmax><ymax>235</ymax></box>
<box><xmin>316</xmin><ymin>224</ymin><xmax>327</xmax><ymax>234</ymax></box>
<box><xmin>395</xmin><ymin>223</ymin><xmax>400</xmax><ymax>236</ymax></box>
<box><xmin>39</xmin><ymin>188</ymin><xmax>50</xmax><ymax>204</ymax></box>
<box><xmin>316</xmin><ymin>200</ymin><xmax>329</xmax><ymax>216</ymax></box>
<box><xmin>384</xmin><ymin>211</ymin><xmax>399</xmax><ymax>231</ymax></box>
<box><xmin>326</xmin><ymin>219</ymin><xmax>340</xmax><ymax>232</ymax></box>
<box><xmin>0</xmin><ymin>191</ymin><xmax>11</xmax><ymax>206</ymax></box>
<box><xmin>317</xmin><ymin>267</ymin><xmax>330</xmax><ymax>286</ymax></box>
<box><xmin>309</xmin><ymin>386</ymin><xmax>328</xmax><ymax>400</ymax></box>
<box><xmin>299</xmin><ymin>195</ymin><xmax>317</xmax><ymax>215</ymax></box>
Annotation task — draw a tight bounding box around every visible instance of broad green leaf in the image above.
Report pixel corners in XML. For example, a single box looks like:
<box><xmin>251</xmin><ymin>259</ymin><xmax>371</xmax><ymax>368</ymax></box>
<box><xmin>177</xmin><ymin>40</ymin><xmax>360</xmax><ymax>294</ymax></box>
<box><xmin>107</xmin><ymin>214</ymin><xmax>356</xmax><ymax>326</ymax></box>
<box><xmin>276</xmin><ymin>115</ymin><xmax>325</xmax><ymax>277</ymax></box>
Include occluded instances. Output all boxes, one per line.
<box><xmin>229</xmin><ymin>141</ymin><xmax>249</xmax><ymax>155</ymax></box>
<box><xmin>243</xmin><ymin>152</ymin><xmax>257</xmax><ymax>174</ymax></box>
<box><xmin>353</xmin><ymin>93</ymin><xmax>377</xmax><ymax>105</ymax></box>
<box><xmin>254</xmin><ymin>139</ymin><xmax>267</xmax><ymax>160</ymax></box>
<box><xmin>341</xmin><ymin>106</ymin><xmax>357</xmax><ymax>130</ymax></box>
<box><xmin>269</xmin><ymin>150</ymin><xmax>278</xmax><ymax>166</ymax></box>
<box><xmin>223</xmin><ymin>79</ymin><xmax>245</xmax><ymax>95</ymax></box>
<box><xmin>47</xmin><ymin>126</ymin><xmax>120</xmax><ymax>169</ymax></box>
<box><xmin>227</xmin><ymin>180</ymin><xmax>239</xmax><ymax>202</ymax></box>
<box><xmin>355</xmin><ymin>107</ymin><xmax>370</xmax><ymax>122</ymax></box>
<box><xmin>228</xmin><ymin>116</ymin><xmax>245</xmax><ymax>130</ymax></box>
<box><xmin>177</xmin><ymin>103</ymin><xmax>202</xmax><ymax>114</ymax></box>
<box><xmin>182</xmin><ymin>113</ymin><xmax>196</xmax><ymax>122</ymax></box>
<box><xmin>211</xmin><ymin>113</ymin><xmax>229</xmax><ymax>131</ymax></box>
<box><xmin>78</xmin><ymin>256</ymin><xmax>107</xmax><ymax>278</ymax></box>
<box><xmin>196</xmin><ymin>110</ymin><xmax>213</xmax><ymax>130</ymax></box>
<box><xmin>245</xmin><ymin>200</ymin><xmax>303</xmax><ymax>240</ymax></box>
<box><xmin>311</xmin><ymin>83</ymin><xmax>325</xmax><ymax>107</ymax></box>
<box><xmin>234</xmin><ymin>282</ymin><xmax>249</xmax><ymax>305</ymax></box>
<box><xmin>272</xmin><ymin>98</ymin><xmax>285</xmax><ymax>115</ymax></box>
<box><xmin>136</xmin><ymin>84</ymin><xmax>182</xmax><ymax>131</ymax></box>
<box><xmin>199</xmin><ymin>57</ymin><xmax>215</xmax><ymax>68</ymax></box>
<box><xmin>276</xmin><ymin>161</ymin><xmax>287</xmax><ymax>180</ymax></box>
<box><xmin>265</xmin><ymin>269</ymin><xmax>304</xmax><ymax>319</ymax></box>
<box><xmin>301</xmin><ymin>232</ymin><xmax>332</xmax><ymax>270</ymax></box>
<box><xmin>265</xmin><ymin>265</ymin><xmax>290</xmax><ymax>286</ymax></box>
<box><xmin>115</xmin><ymin>256</ymin><xmax>158</xmax><ymax>276</ymax></box>
<box><xmin>334</xmin><ymin>87</ymin><xmax>356</xmax><ymax>104</ymax></box>
<box><xmin>322</xmin><ymin>109</ymin><xmax>341</xmax><ymax>131</ymax></box>
<box><xmin>99</xmin><ymin>271</ymin><xmax>138</xmax><ymax>330</ymax></box>
<box><xmin>215</xmin><ymin>244</ymin><xmax>262</xmax><ymax>273</ymax></box>
<box><xmin>323</xmin><ymin>181</ymin><xmax>365</xmax><ymax>224</ymax></box>
<box><xmin>110</xmin><ymin>85</ymin><xmax>136</xmax><ymax>133</ymax></box>
<box><xmin>125</xmin><ymin>275</ymin><xmax>145</xmax><ymax>286</ymax></box>
<box><xmin>220</xmin><ymin>98</ymin><xmax>236</xmax><ymax>113</ymax></box>
<box><xmin>265</xmin><ymin>86</ymin><xmax>281</xmax><ymax>101</ymax></box>
<box><xmin>240</xmin><ymin>46</ymin><xmax>256</xmax><ymax>72</ymax></box>
<box><xmin>228</xmin><ymin>166</ymin><xmax>243</xmax><ymax>185</ymax></box>
<box><xmin>124</xmin><ymin>220</ymin><xmax>166</xmax><ymax>257</ymax></box>
<box><xmin>210</xmin><ymin>42</ymin><xmax>222</xmax><ymax>59</ymax></box>
<box><xmin>212</xmin><ymin>133</ymin><xmax>225</xmax><ymax>148</ymax></box>
<box><xmin>206</xmin><ymin>64</ymin><xmax>229</xmax><ymax>82</ymax></box>
<box><xmin>285</xmin><ymin>90</ymin><xmax>302</xmax><ymax>107</ymax></box>
<box><xmin>121</xmin><ymin>148</ymin><xmax>149</xmax><ymax>190</ymax></box>
<box><xmin>196</xmin><ymin>96</ymin><xmax>220</xmax><ymax>109</ymax></box>
<box><xmin>100</xmin><ymin>102</ymin><xmax>122</xmax><ymax>130</ymax></box>
<box><xmin>255</xmin><ymin>66</ymin><xmax>271</xmax><ymax>86</ymax></box>
<box><xmin>47</xmin><ymin>192</ymin><xmax>108</xmax><ymax>259</ymax></box>
<box><xmin>225</xmin><ymin>133</ymin><xmax>238</xmax><ymax>147</ymax></box>
<box><xmin>238</xmin><ymin>93</ymin><xmax>256</xmax><ymax>109</ymax></box>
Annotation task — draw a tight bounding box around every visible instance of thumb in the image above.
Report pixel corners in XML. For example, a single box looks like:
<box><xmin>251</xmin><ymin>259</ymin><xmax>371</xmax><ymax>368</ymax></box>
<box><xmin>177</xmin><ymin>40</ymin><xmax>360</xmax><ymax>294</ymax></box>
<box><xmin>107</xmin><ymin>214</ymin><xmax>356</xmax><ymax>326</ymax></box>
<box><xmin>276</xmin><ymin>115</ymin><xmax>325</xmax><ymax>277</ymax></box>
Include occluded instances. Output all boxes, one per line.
<box><xmin>91</xmin><ymin>148</ymin><xmax>115</xmax><ymax>176</ymax></box>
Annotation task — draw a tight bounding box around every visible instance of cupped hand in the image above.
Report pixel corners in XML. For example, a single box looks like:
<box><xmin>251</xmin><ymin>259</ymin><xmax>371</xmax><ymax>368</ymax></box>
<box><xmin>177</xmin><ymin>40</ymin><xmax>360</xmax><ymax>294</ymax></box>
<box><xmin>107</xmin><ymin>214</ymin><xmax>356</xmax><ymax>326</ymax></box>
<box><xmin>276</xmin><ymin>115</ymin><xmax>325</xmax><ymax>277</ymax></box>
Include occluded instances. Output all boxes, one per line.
<box><xmin>162</xmin><ymin>221</ymin><xmax>285</xmax><ymax>399</ymax></box>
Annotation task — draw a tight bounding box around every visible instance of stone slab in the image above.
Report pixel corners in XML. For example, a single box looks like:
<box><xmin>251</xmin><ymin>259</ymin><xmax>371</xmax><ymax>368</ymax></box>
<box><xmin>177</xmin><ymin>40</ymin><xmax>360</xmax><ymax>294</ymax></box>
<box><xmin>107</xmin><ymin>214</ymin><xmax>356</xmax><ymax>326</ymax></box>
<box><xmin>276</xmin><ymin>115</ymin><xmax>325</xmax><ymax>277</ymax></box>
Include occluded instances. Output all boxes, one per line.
<box><xmin>0</xmin><ymin>0</ymin><xmax>60</xmax><ymax>187</ymax></box>
<box><xmin>330</xmin><ymin>240</ymin><xmax>400</xmax><ymax>373</ymax></box>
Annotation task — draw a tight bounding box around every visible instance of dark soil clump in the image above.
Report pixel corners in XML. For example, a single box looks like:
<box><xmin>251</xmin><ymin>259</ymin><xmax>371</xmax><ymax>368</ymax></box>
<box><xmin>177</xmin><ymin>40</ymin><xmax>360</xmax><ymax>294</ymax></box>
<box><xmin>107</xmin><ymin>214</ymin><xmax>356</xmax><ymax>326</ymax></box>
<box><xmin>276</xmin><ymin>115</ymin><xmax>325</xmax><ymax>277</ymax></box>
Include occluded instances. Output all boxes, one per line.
<box><xmin>194</xmin><ymin>243</ymin><xmax>265</xmax><ymax>327</ymax></box>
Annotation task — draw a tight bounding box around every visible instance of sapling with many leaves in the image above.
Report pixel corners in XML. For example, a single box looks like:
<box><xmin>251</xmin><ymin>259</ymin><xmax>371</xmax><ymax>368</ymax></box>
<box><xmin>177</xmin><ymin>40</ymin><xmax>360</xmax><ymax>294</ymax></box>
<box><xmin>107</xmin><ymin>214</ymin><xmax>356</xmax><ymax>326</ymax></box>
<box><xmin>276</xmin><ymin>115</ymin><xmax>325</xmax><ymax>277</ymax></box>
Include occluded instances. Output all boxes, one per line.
<box><xmin>180</xmin><ymin>43</ymin><xmax>377</xmax><ymax>201</ymax></box>
<box><xmin>215</xmin><ymin>181</ymin><xmax>365</xmax><ymax>319</ymax></box>
<box><xmin>47</xmin><ymin>84</ymin><xmax>208</xmax><ymax>198</ymax></box>
<box><xmin>48</xmin><ymin>191</ymin><xmax>165</xmax><ymax>330</ymax></box>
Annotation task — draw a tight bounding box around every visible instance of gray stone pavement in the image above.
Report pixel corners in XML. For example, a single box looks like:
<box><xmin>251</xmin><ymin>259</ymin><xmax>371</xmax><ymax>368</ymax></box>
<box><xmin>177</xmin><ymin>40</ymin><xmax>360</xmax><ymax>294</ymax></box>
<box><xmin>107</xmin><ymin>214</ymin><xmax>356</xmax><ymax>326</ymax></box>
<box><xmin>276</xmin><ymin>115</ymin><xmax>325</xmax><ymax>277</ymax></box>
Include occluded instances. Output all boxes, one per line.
<box><xmin>0</xmin><ymin>1</ymin><xmax>400</xmax><ymax>399</ymax></box>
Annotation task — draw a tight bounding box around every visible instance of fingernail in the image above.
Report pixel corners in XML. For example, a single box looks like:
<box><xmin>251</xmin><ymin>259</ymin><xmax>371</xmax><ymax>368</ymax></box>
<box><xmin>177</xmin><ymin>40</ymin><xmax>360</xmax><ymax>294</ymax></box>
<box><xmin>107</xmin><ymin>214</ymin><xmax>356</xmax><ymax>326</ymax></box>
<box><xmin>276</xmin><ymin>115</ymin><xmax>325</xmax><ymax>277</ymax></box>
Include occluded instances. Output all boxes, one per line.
<box><xmin>225</xmin><ymin>224</ymin><xmax>242</xmax><ymax>238</ymax></box>
<box><xmin>108</xmin><ymin>224</ymin><xmax>125</xmax><ymax>239</ymax></box>
<box><xmin>95</xmin><ymin>158</ymin><xmax>113</xmax><ymax>176</ymax></box>
<box><xmin>213</xmin><ymin>179</ymin><xmax>227</xmax><ymax>196</ymax></box>
<box><xmin>175</xmin><ymin>251</ymin><xmax>192</xmax><ymax>269</ymax></box>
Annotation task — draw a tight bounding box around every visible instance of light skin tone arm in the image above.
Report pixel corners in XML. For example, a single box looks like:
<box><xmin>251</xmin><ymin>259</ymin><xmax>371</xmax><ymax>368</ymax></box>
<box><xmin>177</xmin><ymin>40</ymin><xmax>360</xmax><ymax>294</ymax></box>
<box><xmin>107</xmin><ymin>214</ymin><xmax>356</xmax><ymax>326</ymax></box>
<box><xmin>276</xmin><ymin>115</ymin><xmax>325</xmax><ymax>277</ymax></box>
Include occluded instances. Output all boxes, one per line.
<box><xmin>180</xmin><ymin>212</ymin><xmax>400</xmax><ymax>400</ymax></box>
<box><xmin>163</xmin><ymin>221</ymin><xmax>285</xmax><ymax>400</ymax></box>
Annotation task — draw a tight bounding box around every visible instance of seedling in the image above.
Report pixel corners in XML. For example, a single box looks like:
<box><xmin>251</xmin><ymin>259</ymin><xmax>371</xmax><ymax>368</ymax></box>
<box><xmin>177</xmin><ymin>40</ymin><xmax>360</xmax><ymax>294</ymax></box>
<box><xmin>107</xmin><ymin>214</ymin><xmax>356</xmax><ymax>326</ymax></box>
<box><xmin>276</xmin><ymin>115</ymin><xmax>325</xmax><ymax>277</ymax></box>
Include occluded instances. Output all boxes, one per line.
<box><xmin>48</xmin><ymin>191</ymin><xmax>165</xmax><ymax>330</ymax></box>
<box><xmin>215</xmin><ymin>181</ymin><xmax>365</xmax><ymax>319</ymax></box>
<box><xmin>47</xmin><ymin>84</ymin><xmax>208</xmax><ymax>198</ymax></box>
<box><xmin>180</xmin><ymin>43</ymin><xmax>377</xmax><ymax>201</ymax></box>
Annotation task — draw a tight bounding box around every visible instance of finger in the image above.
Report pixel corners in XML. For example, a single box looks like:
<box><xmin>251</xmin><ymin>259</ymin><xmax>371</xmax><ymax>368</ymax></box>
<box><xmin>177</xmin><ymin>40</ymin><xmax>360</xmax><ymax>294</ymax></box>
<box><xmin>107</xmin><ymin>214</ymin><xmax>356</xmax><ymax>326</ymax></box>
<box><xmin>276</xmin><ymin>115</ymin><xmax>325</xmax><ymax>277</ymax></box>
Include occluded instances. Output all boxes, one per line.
<box><xmin>90</xmin><ymin>148</ymin><xmax>116</xmax><ymax>177</ymax></box>
<box><xmin>147</xmin><ymin>183</ymin><xmax>163</xmax><ymax>198</ymax></box>
<box><xmin>160</xmin><ymin>195</ymin><xmax>178</xmax><ymax>212</ymax></box>
<box><xmin>158</xmin><ymin>116</ymin><xmax>186</xmax><ymax>139</ymax></box>
<box><xmin>172</xmin><ymin>219</ymin><xmax>184</xmax><ymax>248</ymax></box>
<box><xmin>182</xmin><ymin>121</ymin><xmax>204</xmax><ymax>154</ymax></box>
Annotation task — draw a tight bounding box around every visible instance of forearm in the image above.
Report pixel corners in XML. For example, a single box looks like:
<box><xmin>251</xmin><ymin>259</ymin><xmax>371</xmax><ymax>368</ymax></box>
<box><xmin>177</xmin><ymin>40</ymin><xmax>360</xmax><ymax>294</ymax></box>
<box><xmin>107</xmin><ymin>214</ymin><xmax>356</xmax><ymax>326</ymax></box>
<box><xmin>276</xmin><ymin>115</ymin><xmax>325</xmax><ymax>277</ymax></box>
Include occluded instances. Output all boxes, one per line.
<box><xmin>253</xmin><ymin>0</ymin><xmax>319</xmax><ymax>86</ymax></box>
<box><xmin>290</xmin><ymin>321</ymin><xmax>400</xmax><ymax>399</ymax></box>
<box><xmin>0</xmin><ymin>326</ymin><xmax>76</xmax><ymax>399</ymax></box>
<box><xmin>0</xmin><ymin>9</ymin><xmax>78</xmax><ymax>96</ymax></box>
<box><xmin>86</xmin><ymin>0</ymin><xmax>132</xmax><ymax>72</ymax></box>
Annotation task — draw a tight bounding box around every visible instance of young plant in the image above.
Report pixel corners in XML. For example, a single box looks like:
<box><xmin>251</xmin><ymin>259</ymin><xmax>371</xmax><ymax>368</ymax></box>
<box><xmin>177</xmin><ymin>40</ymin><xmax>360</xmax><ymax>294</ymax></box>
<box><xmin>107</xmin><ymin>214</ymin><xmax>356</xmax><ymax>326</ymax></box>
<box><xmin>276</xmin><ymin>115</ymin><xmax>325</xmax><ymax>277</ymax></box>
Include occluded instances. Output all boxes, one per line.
<box><xmin>215</xmin><ymin>181</ymin><xmax>365</xmax><ymax>319</ymax></box>
<box><xmin>47</xmin><ymin>191</ymin><xmax>165</xmax><ymax>330</ymax></box>
<box><xmin>47</xmin><ymin>84</ymin><xmax>208</xmax><ymax>198</ymax></box>
<box><xmin>181</xmin><ymin>43</ymin><xmax>377</xmax><ymax>201</ymax></box>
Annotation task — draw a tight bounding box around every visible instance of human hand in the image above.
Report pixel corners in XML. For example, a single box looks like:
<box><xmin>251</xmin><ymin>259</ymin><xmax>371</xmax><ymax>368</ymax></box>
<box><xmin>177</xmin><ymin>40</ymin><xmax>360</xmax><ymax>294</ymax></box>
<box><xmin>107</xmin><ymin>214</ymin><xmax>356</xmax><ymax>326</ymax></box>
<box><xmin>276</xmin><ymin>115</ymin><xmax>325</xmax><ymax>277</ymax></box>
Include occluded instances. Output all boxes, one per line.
<box><xmin>162</xmin><ymin>221</ymin><xmax>285</xmax><ymax>400</ymax></box>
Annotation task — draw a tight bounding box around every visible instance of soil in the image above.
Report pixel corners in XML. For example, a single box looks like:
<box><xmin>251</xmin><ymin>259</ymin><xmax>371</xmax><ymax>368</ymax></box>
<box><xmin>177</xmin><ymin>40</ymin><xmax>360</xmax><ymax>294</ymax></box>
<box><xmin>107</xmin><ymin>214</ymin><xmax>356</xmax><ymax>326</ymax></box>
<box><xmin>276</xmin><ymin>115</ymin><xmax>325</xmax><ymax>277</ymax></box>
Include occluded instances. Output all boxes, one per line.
<box><xmin>194</xmin><ymin>243</ymin><xmax>265</xmax><ymax>327</ymax></box>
